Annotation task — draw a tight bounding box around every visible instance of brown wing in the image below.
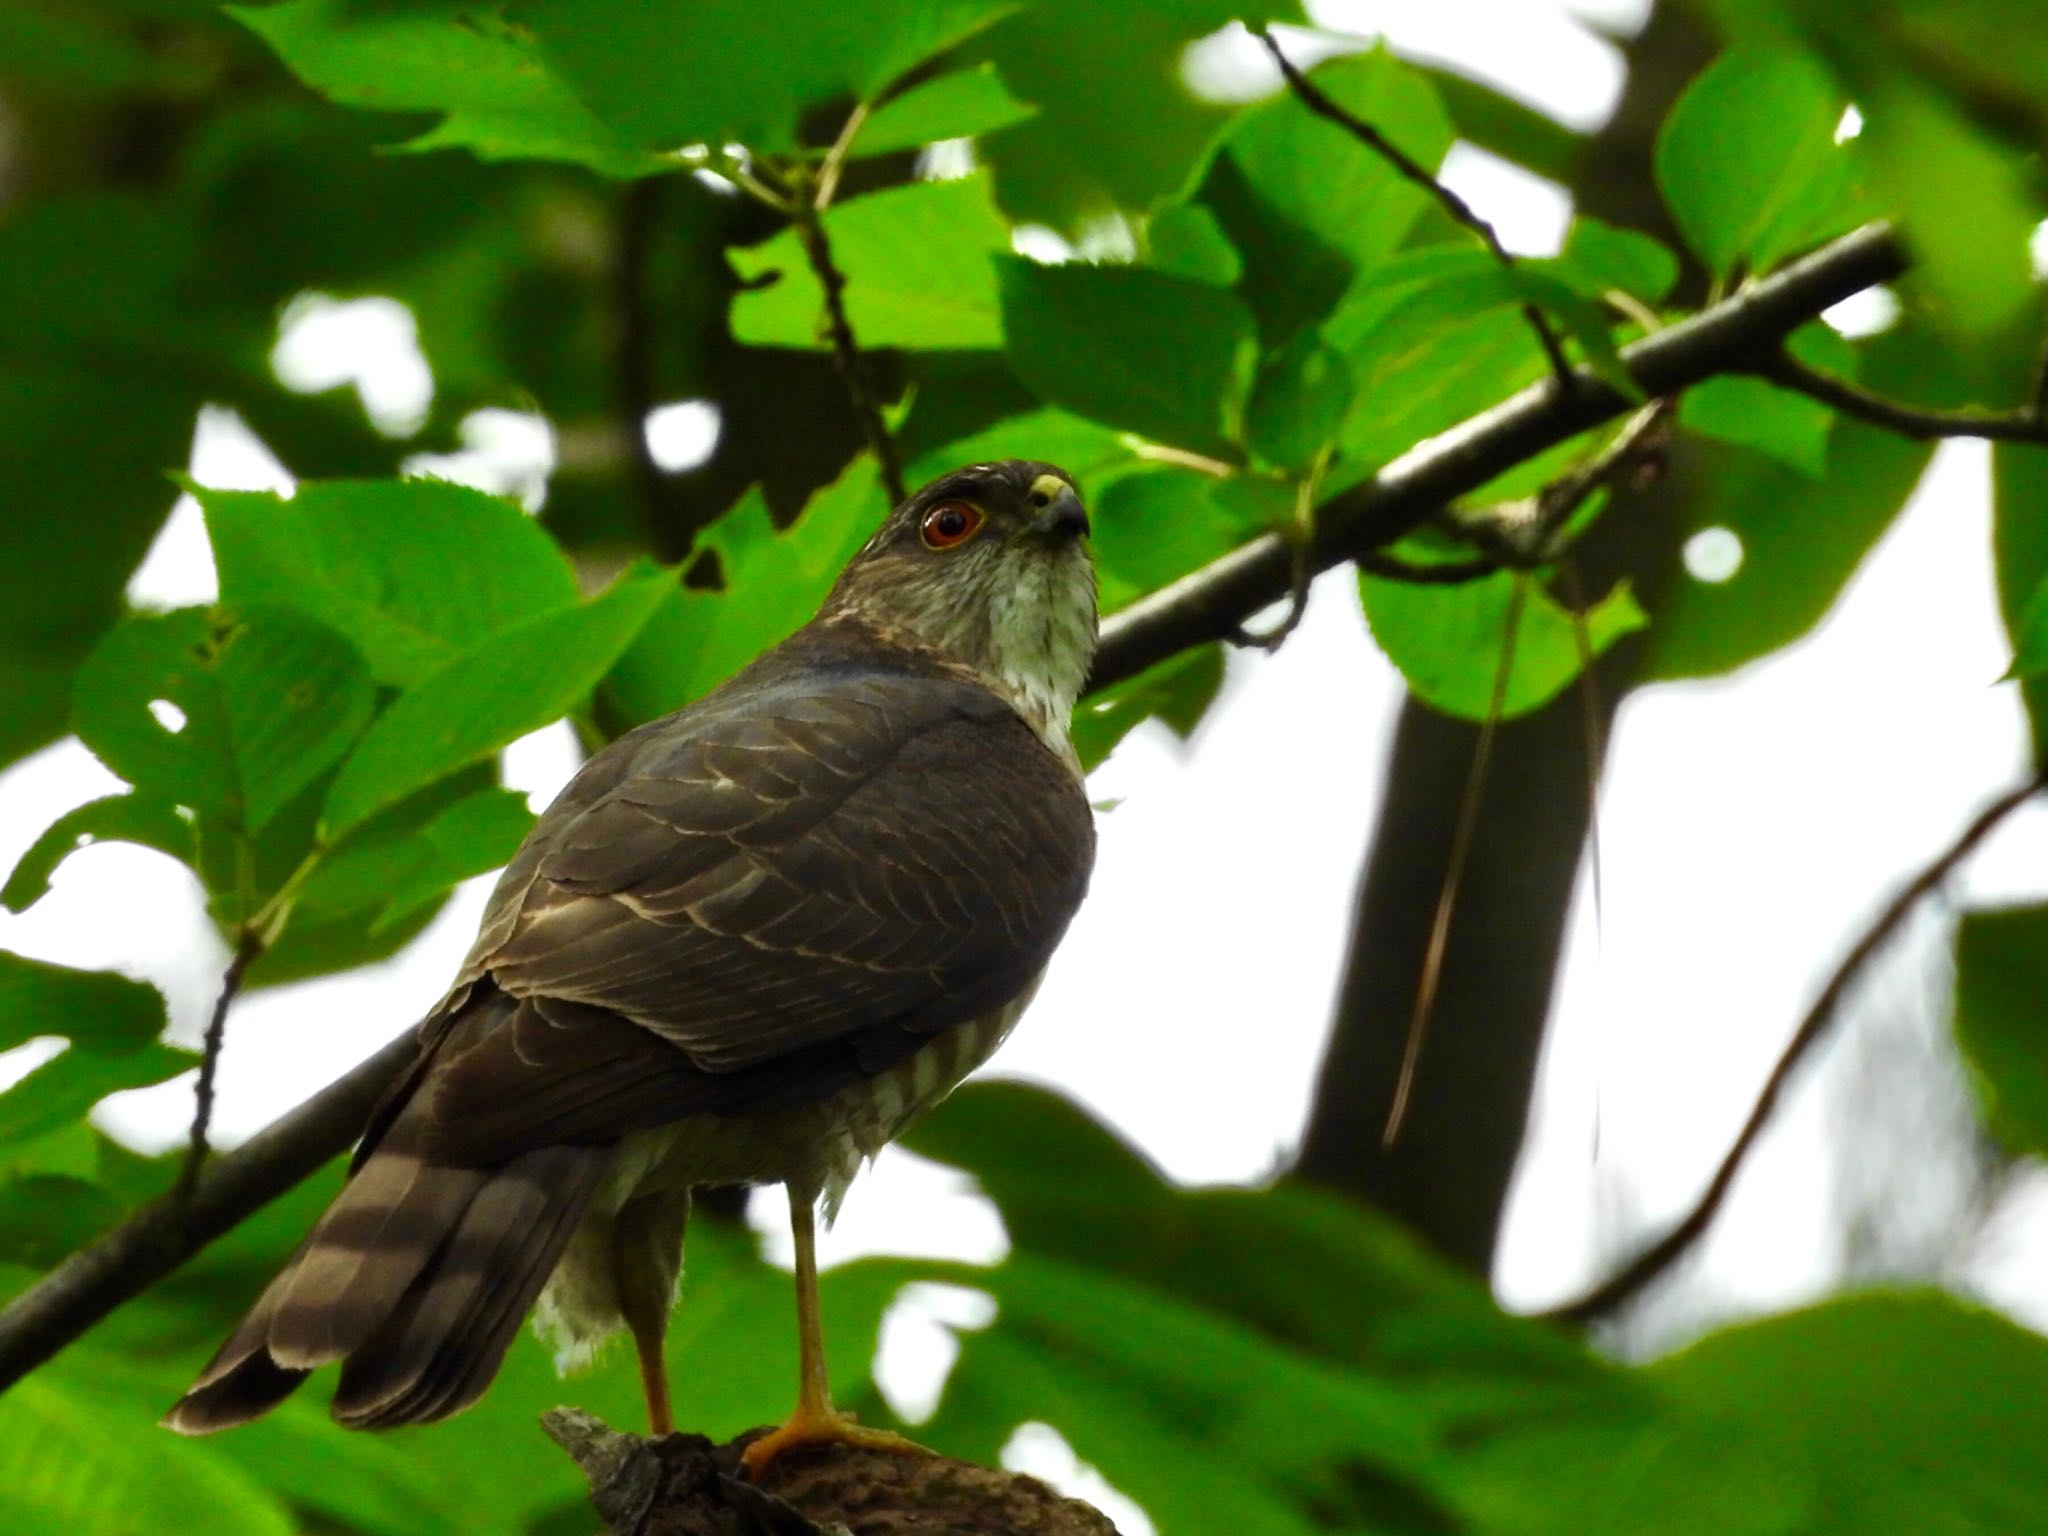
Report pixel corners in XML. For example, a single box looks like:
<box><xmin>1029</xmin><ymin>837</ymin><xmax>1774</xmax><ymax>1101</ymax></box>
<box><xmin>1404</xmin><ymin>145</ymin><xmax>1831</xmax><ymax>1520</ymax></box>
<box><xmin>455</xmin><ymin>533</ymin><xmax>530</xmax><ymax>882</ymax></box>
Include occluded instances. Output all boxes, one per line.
<box><xmin>393</xmin><ymin>642</ymin><xmax>1093</xmax><ymax>1168</ymax></box>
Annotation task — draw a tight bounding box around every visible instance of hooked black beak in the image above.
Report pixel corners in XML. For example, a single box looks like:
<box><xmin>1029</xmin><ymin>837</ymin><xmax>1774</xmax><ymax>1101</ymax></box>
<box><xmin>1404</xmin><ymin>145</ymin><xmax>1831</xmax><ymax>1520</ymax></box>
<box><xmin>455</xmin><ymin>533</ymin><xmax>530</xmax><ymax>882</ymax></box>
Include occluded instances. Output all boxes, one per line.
<box><xmin>1028</xmin><ymin>475</ymin><xmax>1090</xmax><ymax>541</ymax></box>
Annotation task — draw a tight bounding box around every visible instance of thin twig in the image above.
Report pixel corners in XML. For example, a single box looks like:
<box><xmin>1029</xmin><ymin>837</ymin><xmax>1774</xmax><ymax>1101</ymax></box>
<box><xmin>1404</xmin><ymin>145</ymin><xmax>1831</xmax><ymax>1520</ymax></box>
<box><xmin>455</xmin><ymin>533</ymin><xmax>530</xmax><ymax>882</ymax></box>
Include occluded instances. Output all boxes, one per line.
<box><xmin>1384</xmin><ymin>575</ymin><xmax>1528</xmax><ymax>1146</ymax></box>
<box><xmin>1256</xmin><ymin>28</ymin><xmax>1574</xmax><ymax>391</ymax></box>
<box><xmin>1232</xmin><ymin>462</ymin><xmax>1324</xmax><ymax>650</ymax></box>
<box><xmin>0</xmin><ymin>221</ymin><xmax>1910</xmax><ymax>1386</ymax></box>
<box><xmin>789</xmin><ymin>167</ymin><xmax>907</xmax><ymax>505</ymax></box>
<box><xmin>177</xmin><ymin>929</ymin><xmax>263</xmax><ymax>1203</ymax></box>
<box><xmin>1760</xmin><ymin>351</ymin><xmax>2048</xmax><ymax>445</ymax></box>
<box><xmin>1547</xmin><ymin>767</ymin><xmax>2048</xmax><ymax>1325</ymax></box>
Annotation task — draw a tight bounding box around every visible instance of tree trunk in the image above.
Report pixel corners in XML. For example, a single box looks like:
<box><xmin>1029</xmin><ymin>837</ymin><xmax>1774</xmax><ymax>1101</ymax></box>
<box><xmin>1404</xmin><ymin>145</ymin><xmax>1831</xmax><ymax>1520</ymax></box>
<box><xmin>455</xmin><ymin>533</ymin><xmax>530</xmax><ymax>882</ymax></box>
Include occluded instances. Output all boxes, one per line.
<box><xmin>1292</xmin><ymin>0</ymin><xmax>1715</xmax><ymax>1273</ymax></box>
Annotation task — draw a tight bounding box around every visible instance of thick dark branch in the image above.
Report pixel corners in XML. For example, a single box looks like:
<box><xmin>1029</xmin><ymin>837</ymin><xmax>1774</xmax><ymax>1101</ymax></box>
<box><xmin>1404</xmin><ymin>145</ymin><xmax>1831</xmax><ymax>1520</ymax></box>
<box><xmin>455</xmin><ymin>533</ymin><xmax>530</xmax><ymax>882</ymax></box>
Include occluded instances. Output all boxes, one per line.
<box><xmin>176</xmin><ymin>929</ymin><xmax>263</xmax><ymax>1202</ymax></box>
<box><xmin>789</xmin><ymin>177</ymin><xmax>907</xmax><ymax>506</ymax></box>
<box><xmin>1092</xmin><ymin>220</ymin><xmax>1908</xmax><ymax>688</ymax></box>
<box><xmin>1548</xmin><ymin>767</ymin><xmax>2048</xmax><ymax>1325</ymax></box>
<box><xmin>1759</xmin><ymin>350</ymin><xmax>2048</xmax><ymax>445</ymax></box>
<box><xmin>1256</xmin><ymin>28</ymin><xmax>1574</xmax><ymax>389</ymax></box>
<box><xmin>0</xmin><ymin>221</ymin><xmax>1906</xmax><ymax>1387</ymax></box>
<box><xmin>0</xmin><ymin>1031</ymin><xmax>417</xmax><ymax>1390</ymax></box>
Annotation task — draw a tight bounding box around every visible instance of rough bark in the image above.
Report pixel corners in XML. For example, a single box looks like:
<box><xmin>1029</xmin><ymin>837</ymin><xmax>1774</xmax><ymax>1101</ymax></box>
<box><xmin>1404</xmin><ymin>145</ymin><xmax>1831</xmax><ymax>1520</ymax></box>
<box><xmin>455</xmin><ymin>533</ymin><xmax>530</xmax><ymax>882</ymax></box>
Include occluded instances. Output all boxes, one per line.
<box><xmin>545</xmin><ymin>1410</ymin><xmax>1119</xmax><ymax>1536</ymax></box>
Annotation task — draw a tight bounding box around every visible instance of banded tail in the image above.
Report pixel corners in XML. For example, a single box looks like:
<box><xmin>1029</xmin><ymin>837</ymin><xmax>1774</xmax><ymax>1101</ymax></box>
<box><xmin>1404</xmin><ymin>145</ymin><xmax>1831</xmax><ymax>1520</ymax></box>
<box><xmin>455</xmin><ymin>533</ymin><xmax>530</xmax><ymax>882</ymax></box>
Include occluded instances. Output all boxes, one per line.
<box><xmin>163</xmin><ymin>1101</ymin><xmax>609</xmax><ymax>1433</ymax></box>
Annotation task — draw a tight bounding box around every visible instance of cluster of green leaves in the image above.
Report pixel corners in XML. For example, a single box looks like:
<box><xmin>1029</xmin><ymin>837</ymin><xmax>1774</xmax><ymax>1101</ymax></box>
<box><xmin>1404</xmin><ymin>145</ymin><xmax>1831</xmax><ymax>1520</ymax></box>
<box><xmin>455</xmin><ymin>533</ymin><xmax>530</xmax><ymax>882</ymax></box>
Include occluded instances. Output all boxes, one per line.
<box><xmin>4</xmin><ymin>0</ymin><xmax>2048</xmax><ymax>1533</ymax></box>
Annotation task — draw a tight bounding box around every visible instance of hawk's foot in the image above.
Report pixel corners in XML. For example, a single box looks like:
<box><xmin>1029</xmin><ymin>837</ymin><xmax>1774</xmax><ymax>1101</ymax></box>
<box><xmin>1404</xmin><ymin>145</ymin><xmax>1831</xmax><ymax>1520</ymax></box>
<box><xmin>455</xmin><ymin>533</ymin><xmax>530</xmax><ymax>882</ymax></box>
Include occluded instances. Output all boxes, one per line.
<box><xmin>739</xmin><ymin>1402</ymin><xmax>927</xmax><ymax>1478</ymax></box>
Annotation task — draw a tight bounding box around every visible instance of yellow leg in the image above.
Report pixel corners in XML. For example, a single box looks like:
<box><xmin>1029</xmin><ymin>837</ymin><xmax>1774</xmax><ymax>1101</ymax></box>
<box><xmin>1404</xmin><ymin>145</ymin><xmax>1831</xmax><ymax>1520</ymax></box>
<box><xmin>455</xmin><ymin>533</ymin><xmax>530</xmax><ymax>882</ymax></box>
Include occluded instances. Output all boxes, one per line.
<box><xmin>739</xmin><ymin>1185</ymin><xmax>926</xmax><ymax>1477</ymax></box>
<box><xmin>614</xmin><ymin>1191</ymin><xmax>688</xmax><ymax>1439</ymax></box>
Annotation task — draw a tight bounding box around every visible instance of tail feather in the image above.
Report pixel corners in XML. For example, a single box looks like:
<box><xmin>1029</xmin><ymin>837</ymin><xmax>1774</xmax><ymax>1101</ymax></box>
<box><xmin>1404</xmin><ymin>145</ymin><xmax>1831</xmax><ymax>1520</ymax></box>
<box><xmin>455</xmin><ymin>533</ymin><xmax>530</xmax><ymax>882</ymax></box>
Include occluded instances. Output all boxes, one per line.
<box><xmin>163</xmin><ymin>1131</ymin><xmax>612</xmax><ymax>1436</ymax></box>
<box><xmin>334</xmin><ymin>1145</ymin><xmax>607</xmax><ymax>1427</ymax></box>
<box><xmin>268</xmin><ymin>1128</ymin><xmax>489</xmax><ymax>1369</ymax></box>
<box><xmin>161</xmin><ymin>1238</ymin><xmax>317</xmax><ymax>1435</ymax></box>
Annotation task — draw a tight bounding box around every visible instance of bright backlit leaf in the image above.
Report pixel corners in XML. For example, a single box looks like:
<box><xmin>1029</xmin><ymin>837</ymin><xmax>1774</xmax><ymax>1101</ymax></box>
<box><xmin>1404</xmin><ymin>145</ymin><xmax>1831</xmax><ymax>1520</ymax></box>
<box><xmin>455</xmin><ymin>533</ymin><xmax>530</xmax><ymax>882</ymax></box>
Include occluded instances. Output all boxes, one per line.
<box><xmin>730</xmin><ymin>175</ymin><xmax>1011</xmax><ymax>350</ymax></box>
<box><xmin>1360</xmin><ymin>570</ymin><xmax>1647</xmax><ymax>721</ymax></box>
<box><xmin>73</xmin><ymin>606</ymin><xmax>376</xmax><ymax>834</ymax></box>
<box><xmin>856</xmin><ymin>63</ymin><xmax>1036</xmax><ymax>157</ymax></box>
<box><xmin>604</xmin><ymin>463</ymin><xmax>887</xmax><ymax>727</ymax></box>
<box><xmin>201</xmin><ymin>479</ymin><xmax>578</xmax><ymax>689</ymax></box>
<box><xmin>322</xmin><ymin>569</ymin><xmax>670</xmax><ymax>835</ymax></box>
<box><xmin>1655</xmin><ymin>45</ymin><xmax>1860</xmax><ymax>277</ymax></box>
<box><xmin>1</xmin><ymin>793</ymin><xmax>193</xmax><ymax>915</ymax></box>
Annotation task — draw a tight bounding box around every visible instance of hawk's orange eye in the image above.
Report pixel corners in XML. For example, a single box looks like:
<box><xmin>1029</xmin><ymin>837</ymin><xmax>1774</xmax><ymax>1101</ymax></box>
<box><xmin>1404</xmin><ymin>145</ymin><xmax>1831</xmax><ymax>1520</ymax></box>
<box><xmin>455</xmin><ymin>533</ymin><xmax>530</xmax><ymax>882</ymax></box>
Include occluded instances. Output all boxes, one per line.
<box><xmin>920</xmin><ymin>500</ymin><xmax>984</xmax><ymax>550</ymax></box>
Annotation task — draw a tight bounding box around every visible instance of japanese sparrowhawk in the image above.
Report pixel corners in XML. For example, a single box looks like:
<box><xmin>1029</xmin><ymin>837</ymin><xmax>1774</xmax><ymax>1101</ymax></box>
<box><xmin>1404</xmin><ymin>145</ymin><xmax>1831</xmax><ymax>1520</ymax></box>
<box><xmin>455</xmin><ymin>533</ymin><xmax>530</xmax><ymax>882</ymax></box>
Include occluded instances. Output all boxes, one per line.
<box><xmin>165</xmin><ymin>461</ymin><xmax>1098</xmax><ymax>1471</ymax></box>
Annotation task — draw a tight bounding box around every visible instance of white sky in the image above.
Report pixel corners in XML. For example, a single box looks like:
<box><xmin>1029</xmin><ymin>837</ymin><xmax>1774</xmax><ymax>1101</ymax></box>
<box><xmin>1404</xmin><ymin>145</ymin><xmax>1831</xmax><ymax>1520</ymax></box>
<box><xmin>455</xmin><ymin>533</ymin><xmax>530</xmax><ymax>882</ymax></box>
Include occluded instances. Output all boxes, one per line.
<box><xmin>0</xmin><ymin>0</ymin><xmax>2042</xmax><ymax>1493</ymax></box>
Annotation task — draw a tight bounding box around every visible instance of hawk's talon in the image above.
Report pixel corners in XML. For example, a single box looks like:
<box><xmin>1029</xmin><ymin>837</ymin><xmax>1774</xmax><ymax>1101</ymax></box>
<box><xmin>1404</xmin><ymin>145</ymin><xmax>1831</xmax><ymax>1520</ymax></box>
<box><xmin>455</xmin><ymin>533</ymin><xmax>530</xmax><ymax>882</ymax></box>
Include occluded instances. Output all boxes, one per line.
<box><xmin>740</xmin><ymin>1404</ymin><xmax>928</xmax><ymax>1477</ymax></box>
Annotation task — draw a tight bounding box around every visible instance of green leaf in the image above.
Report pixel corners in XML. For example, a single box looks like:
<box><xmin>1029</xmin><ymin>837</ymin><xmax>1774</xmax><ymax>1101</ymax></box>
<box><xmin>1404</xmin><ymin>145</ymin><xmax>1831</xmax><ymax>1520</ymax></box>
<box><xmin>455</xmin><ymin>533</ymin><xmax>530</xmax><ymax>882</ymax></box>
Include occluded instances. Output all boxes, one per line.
<box><xmin>1201</xmin><ymin>47</ymin><xmax>1454</xmax><ymax>345</ymax></box>
<box><xmin>1656</xmin><ymin>1292</ymin><xmax>2048</xmax><ymax>1533</ymax></box>
<box><xmin>514</xmin><ymin>0</ymin><xmax>1013</xmax><ymax>156</ymax></box>
<box><xmin>200</xmin><ymin>479</ymin><xmax>579</xmax><ymax>689</ymax></box>
<box><xmin>1146</xmin><ymin>203</ymin><xmax>1242</xmax><ymax>288</ymax></box>
<box><xmin>1246</xmin><ymin>331</ymin><xmax>1355</xmax><ymax>473</ymax></box>
<box><xmin>1646</xmin><ymin>314</ymin><xmax>1940</xmax><ymax>680</ymax></box>
<box><xmin>0</xmin><ymin>951</ymin><xmax>163</xmax><ymax>1053</ymax></box>
<box><xmin>2</xmin><ymin>793</ymin><xmax>193</xmax><ymax>914</ymax></box>
<box><xmin>0</xmin><ymin>1174</ymin><xmax>125</xmax><ymax>1270</ymax></box>
<box><xmin>1419</xmin><ymin>65</ymin><xmax>1584</xmax><ymax>184</ymax></box>
<box><xmin>0</xmin><ymin>952</ymin><xmax>186</xmax><ymax>1149</ymax></box>
<box><xmin>730</xmin><ymin>175</ymin><xmax>1011</xmax><ymax>350</ymax></box>
<box><xmin>1953</xmin><ymin>904</ymin><xmax>2048</xmax><ymax>1159</ymax></box>
<box><xmin>1557</xmin><ymin>215</ymin><xmax>1680</xmax><ymax>304</ymax></box>
<box><xmin>1655</xmin><ymin>45</ymin><xmax>1859</xmax><ymax>277</ymax></box>
<box><xmin>605</xmin><ymin>464</ymin><xmax>885</xmax><ymax>727</ymax></box>
<box><xmin>1679</xmin><ymin>375</ymin><xmax>1836</xmax><ymax>477</ymax></box>
<box><xmin>73</xmin><ymin>606</ymin><xmax>376</xmax><ymax>833</ymax></box>
<box><xmin>322</xmin><ymin>568</ymin><xmax>671</xmax><ymax>836</ymax></box>
<box><xmin>297</xmin><ymin>785</ymin><xmax>535</xmax><ymax>931</ymax></box>
<box><xmin>1089</xmin><ymin>468</ymin><xmax>1258</xmax><ymax>610</ymax></box>
<box><xmin>1995</xmin><ymin>444</ymin><xmax>2048</xmax><ymax>757</ymax></box>
<box><xmin>856</xmin><ymin>63</ymin><xmax>1036</xmax><ymax>156</ymax></box>
<box><xmin>906</xmin><ymin>407</ymin><xmax>1132</xmax><ymax>491</ymax></box>
<box><xmin>1071</xmin><ymin>644</ymin><xmax>1225</xmax><ymax>771</ymax></box>
<box><xmin>232</xmin><ymin>0</ymin><xmax>659</xmax><ymax>177</ymax></box>
<box><xmin>0</xmin><ymin>1366</ymin><xmax>296</xmax><ymax>1536</ymax></box>
<box><xmin>969</xmin><ymin>0</ymin><xmax>1291</xmax><ymax>227</ymax></box>
<box><xmin>998</xmin><ymin>256</ymin><xmax>1255</xmax><ymax>458</ymax></box>
<box><xmin>1326</xmin><ymin>248</ymin><xmax>1575</xmax><ymax>464</ymax></box>
<box><xmin>1360</xmin><ymin>570</ymin><xmax>1647</xmax><ymax>721</ymax></box>
<box><xmin>1823</xmin><ymin>36</ymin><xmax>2037</xmax><ymax>338</ymax></box>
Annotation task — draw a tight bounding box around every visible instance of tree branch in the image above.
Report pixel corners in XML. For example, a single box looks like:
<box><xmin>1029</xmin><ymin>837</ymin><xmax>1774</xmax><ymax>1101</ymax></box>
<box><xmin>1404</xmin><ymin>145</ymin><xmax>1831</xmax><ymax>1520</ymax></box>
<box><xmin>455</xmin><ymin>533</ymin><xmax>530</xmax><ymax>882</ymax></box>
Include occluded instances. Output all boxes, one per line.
<box><xmin>789</xmin><ymin>169</ymin><xmax>907</xmax><ymax>506</ymax></box>
<box><xmin>1546</xmin><ymin>766</ymin><xmax>2048</xmax><ymax>1326</ymax></box>
<box><xmin>0</xmin><ymin>1031</ymin><xmax>417</xmax><ymax>1389</ymax></box>
<box><xmin>1256</xmin><ymin>28</ymin><xmax>1575</xmax><ymax>391</ymax></box>
<box><xmin>1758</xmin><ymin>350</ymin><xmax>2048</xmax><ymax>445</ymax></box>
<box><xmin>175</xmin><ymin>929</ymin><xmax>263</xmax><ymax>1202</ymax></box>
<box><xmin>0</xmin><ymin>220</ymin><xmax>1907</xmax><ymax>1389</ymax></box>
<box><xmin>1091</xmin><ymin>220</ymin><xmax>1908</xmax><ymax>688</ymax></box>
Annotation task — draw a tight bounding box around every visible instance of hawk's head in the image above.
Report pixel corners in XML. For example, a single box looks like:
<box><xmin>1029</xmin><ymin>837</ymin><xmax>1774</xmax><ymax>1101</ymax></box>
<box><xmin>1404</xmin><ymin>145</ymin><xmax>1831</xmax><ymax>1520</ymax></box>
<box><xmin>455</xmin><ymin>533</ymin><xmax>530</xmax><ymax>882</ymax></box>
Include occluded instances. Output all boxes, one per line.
<box><xmin>822</xmin><ymin>460</ymin><xmax>1098</xmax><ymax>749</ymax></box>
